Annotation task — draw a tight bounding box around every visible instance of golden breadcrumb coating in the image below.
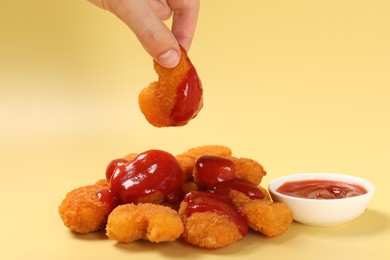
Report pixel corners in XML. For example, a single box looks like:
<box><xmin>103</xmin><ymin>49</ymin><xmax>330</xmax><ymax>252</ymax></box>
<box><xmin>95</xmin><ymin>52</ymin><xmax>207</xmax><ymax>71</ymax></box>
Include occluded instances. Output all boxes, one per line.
<box><xmin>58</xmin><ymin>185</ymin><xmax>113</xmax><ymax>233</ymax></box>
<box><xmin>95</xmin><ymin>179</ymin><xmax>109</xmax><ymax>188</ymax></box>
<box><xmin>180</xmin><ymin>211</ymin><xmax>243</xmax><ymax>249</ymax></box>
<box><xmin>134</xmin><ymin>191</ymin><xmax>165</xmax><ymax>204</ymax></box>
<box><xmin>106</xmin><ymin>203</ymin><xmax>183</xmax><ymax>243</ymax></box>
<box><xmin>183</xmin><ymin>181</ymin><xmax>199</xmax><ymax>194</ymax></box>
<box><xmin>229</xmin><ymin>157</ymin><xmax>267</xmax><ymax>185</ymax></box>
<box><xmin>122</xmin><ymin>153</ymin><xmax>138</xmax><ymax>162</ymax></box>
<box><xmin>231</xmin><ymin>190</ymin><xmax>293</xmax><ymax>237</ymax></box>
<box><xmin>185</xmin><ymin>145</ymin><xmax>233</xmax><ymax>158</ymax></box>
<box><xmin>175</xmin><ymin>153</ymin><xmax>196</xmax><ymax>180</ymax></box>
<box><xmin>260</xmin><ymin>186</ymin><xmax>272</xmax><ymax>201</ymax></box>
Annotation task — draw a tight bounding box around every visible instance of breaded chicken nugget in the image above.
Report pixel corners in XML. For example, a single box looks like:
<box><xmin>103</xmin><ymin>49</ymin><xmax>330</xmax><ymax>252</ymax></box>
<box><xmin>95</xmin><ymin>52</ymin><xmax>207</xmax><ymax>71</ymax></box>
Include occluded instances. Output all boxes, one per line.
<box><xmin>229</xmin><ymin>157</ymin><xmax>267</xmax><ymax>185</ymax></box>
<box><xmin>139</xmin><ymin>46</ymin><xmax>203</xmax><ymax>127</ymax></box>
<box><xmin>179</xmin><ymin>191</ymin><xmax>246</xmax><ymax>248</ymax></box>
<box><xmin>180</xmin><ymin>211</ymin><xmax>243</xmax><ymax>249</ymax></box>
<box><xmin>95</xmin><ymin>178</ymin><xmax>109</xmax><ymax>188</ymax></box>
<box><xmin>260</xmin><ymin>186</ymin><xmax>272</xmax><ymax>201</ymax></box>
<box><xmin>58</xmin><ymin>185</ymin><xmax>116</xmax><ymax>233</ymax></box>
<box><xmin>176</xmin><ymin>145</ymin><xmax>232</xmax><ymax>179</ymax></box>
<box><xmin>185</xmin><ymin>145</ymin><xmax>233</xmax><ymax>158</ymax></box>
<box><xmin>106</xmin><ymin>203</ymin><xmax>183</xmax><ymax>243</ymax></box>
<box><xmin>134</xmin><ymin>191</ymin><xmax>165</xmax><ymax>204</ymax></box>
<box><xmin>231</xmin><ymin>190</ymin><xmax>293</xmax><ymax>237</ymax></box>
<box><xmin>122</xmin><ymin>153</ymin><xmax>138</xmax><ymax>162</ymax></box>
<box><xmin>183</xmin><ymin>181</ymin><xmax>199</xmax><ymax>194</ymax></box>
<box><xmin>175</xmin><ymin>153</ymin><xmax>196</xmax><ymax>180</ymax></box>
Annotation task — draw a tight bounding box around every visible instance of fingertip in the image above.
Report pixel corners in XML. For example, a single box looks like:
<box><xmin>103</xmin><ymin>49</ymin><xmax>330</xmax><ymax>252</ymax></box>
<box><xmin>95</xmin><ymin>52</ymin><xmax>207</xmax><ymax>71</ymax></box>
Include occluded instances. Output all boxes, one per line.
<box><xmin>177</xmin><ymin>38</ymin><xmax>191</xmax><ymax>52</ymax></box>
<box><xmin>156</xmin><ymin>48</ymin><xmax>181</xmax><ymax>68</ymax></box>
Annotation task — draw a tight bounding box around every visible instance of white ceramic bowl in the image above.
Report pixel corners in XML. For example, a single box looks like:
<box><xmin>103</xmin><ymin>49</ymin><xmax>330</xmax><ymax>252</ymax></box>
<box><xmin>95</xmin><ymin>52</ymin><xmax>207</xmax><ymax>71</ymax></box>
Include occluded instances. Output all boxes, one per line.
<box><xmin>268</xmin><ymin>173</ymin><xmax>375</xmax><ymax>226</ymax></box>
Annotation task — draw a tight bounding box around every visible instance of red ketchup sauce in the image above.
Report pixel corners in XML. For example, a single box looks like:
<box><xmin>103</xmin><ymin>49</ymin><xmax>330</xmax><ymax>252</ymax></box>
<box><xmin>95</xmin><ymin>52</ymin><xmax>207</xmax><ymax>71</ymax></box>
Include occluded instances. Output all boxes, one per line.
<box><xmin>183</xmin><ymin>155</ymin><xmax>266</xmax><ymax>236</ymax></box>
<box><xmin>183</xmin><ymin>191</ymin><xmax>248</xmax><ymax>236</ymax></box>
<box><xmin>105</xmin><ymin>158</ymin><xmax>128</xmax><ymax>181</ymax></box>
<box><xmin>210</xmin><ymin>178</ymin><xmax>265</xmax><ymax>200</ymax></box>
<box><xmin>96</xmin><ymin>189</ymin><xmax>119</xmax><ymax>211</ymax></box>
<box><xmin>170</xmin><ymin>56</ymin><xmax>203</xmax><ymax>126</ymax></box>
<box><xmin>109</xmin><ymin>150</ymin><xmax>185</xmax><ymax>205</ymax></box>
<box><xmin>276</xmin><ymin>179</ymin><xmax>367</xmax><ymax>199</ymax></box>
<box><xmin>194</xmin><ymin>155</ymin><xmax>264</xmax><ymax>200</ymax></box>
<box><xmin>195</xmin><ymin>155</ymin><xmax>236</xmax><ymax>188</ymax></box>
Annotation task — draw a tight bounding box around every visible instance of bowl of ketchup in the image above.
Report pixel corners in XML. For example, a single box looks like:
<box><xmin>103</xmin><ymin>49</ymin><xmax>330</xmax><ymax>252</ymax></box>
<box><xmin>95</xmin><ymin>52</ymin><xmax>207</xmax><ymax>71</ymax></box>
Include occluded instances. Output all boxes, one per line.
<box><xmin>268</xmin><ymin>173</ymin><xmax>375</xmax><ymax>226</ymax></box>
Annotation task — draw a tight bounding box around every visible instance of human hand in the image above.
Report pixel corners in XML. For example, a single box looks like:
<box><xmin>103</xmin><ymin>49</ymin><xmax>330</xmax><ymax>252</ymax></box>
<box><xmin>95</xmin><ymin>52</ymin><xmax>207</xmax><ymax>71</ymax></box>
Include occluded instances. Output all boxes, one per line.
<box><xmin>87</xmin><ymin>0</ymin><xmax>200</xmax><ymax>68</ymax></box>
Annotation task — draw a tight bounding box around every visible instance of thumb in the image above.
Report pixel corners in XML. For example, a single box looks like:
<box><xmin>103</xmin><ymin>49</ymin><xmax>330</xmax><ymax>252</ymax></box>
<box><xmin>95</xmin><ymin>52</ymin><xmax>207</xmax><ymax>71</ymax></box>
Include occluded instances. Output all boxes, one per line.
<box><xmin>100</xmin><ymin>0</ymin><xmax>181</xmax><ymax>68</ymax></box>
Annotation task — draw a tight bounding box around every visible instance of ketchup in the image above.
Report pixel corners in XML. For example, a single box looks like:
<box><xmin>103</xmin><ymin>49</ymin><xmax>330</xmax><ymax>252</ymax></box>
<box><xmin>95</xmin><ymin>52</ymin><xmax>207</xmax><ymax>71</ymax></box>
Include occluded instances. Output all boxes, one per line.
<box><xmin>105</xmin><ymin>158</ymin><xmax>128</xmax><ymax>181</ymax></box>
<box><xmin>276</xmin><ymin>179</ymin><xmax>367</xmax><ymax>199</ymax></box>
<box><xmin>210</xmin><ymin>178</ymin><xmax>265</xmax><ymax>200</ymax></box>
<box><xmin>183</xmin><ymin>191</ymin><xmax>248</xmax><ymax>236</ymax></box>
<box><xmin>105</xmin><ymin>152</ymin><xmax>264</xmax><ymax>236</ymax></box>
<box><xmin>170</xmin><ymin>50</ymin><xmax>203</xmax><ymax>126</ymax></box>
<box><xmin>194</xmin><ymin>155</ymin><xmax>264</xmax><ymax>199</ymax></box>
<box><xmin>109</xmin><ymin>150</ymin><xmax>185</xmax><ymax>204</ymax></box>
<box><xmin>195</xmin><ymin>155</ymin><xmax>236</xmax><ymax>188</ymax></box>
<box><xmin>96</xmin><ymin>189</ymin><xmax>119</xmax><ymax>211</ymax></box>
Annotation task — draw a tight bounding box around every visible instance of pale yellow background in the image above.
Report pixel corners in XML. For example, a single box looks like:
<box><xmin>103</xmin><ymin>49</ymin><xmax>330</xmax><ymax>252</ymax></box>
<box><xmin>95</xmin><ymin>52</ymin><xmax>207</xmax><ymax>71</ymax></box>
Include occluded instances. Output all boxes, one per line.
<box><xmin>1</xmin><ymin>1</ymin><xmax>389</xmax><ymax>259</ymax></box>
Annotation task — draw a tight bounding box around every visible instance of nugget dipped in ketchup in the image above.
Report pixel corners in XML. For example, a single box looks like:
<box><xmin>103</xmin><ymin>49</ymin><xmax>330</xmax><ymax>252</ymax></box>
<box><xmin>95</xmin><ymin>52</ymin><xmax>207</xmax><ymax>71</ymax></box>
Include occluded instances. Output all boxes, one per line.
<box><xmin>139</xmin><ymin>46</ymin><xmax>203</xmax><ymax>127</ymax></box>
<box><xmin>108</xmin><ymin>150</ymin><xmax>185</xmax><ymax>206</ymax></box>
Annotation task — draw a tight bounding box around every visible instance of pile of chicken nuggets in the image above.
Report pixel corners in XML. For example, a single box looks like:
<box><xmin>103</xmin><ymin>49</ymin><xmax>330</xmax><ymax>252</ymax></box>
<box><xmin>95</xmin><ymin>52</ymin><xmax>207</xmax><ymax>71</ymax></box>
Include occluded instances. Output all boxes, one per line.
<box><xmin>59</xmin><ymin>145</ymin><xmax>293</xmax><ymax>249</ymax></box>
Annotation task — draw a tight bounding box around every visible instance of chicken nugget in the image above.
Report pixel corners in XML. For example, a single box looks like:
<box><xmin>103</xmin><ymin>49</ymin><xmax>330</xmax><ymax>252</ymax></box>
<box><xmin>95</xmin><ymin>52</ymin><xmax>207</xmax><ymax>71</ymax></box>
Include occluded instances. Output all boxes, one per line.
<box><xmin>183</xmin><ymin>180</ymin><xmax>199</xmax><ymax>194</ymax></box>
<box><xmin>106</xmin><ymin>203</ymin><xmax>183</xmax><ymax>243</ymax></box>
<box><xmin>95</xmin><ymin>178</ymin><xmax>109</xmax><ymax>188</ymax></box>
<box><xmin>260</xmin><ymin>186</ymin><xmax>272</xmax><ymax>201</ymax></box>
<box><xmin>179</xmin><ymin>191</ymin><xmax>246</xmax><ymax>248</ymax></box>
<box><xmin>185</xmin><ymin>145</ymin><xmax>233</xmax><ymax>158</ymax></box>
<box><xmin>122</xmin><ymin>153</ymin><xmax>138</xmax><ymax>162</ymax></box>
<box><xmin>181</xmin><ymin>212</ymin><xmax>243</xmax><ymax>249</ymax></box>
<box><xmin>231</xmin><ymin>190</ymin><xmax>293</xmax><ymax>237</ymax></box>
<box><xmin>229</xmin><ymin>157</ymin><xmax>266</xmax><ymax>185</ymax></box>
<box><xmin>175</xmin><ymin>153</ymin><xmax>196</xmax><ymax>180</ymax></box>
<box><xmin>134</xmin><ymin>191</ymin><xmax>165</xmax><ymax>204</ymax></box>
<box><xmin>139</xmin><ymin>46</ymin><xmax>203</xmax><ymax>127</ymax></box>
<box><xmin>58</xmin><ymin>185</ymin><xmax>117</xmax><ymax>233</ymax></box>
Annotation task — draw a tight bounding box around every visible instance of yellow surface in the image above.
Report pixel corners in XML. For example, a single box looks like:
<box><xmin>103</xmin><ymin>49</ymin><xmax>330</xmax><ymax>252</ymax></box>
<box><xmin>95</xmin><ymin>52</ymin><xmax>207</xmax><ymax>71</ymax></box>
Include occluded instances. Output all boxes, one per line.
<box><xmin>1</xmin><ymin>1</ymin><xmax>389</xmax><ymax>259</ymax></box>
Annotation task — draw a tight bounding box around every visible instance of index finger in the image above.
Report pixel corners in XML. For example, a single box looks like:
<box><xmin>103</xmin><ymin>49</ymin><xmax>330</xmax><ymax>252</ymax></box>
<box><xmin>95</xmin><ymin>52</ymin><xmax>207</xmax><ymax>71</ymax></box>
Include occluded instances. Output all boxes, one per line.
<box><xmin>168</xmin><ymin>0</ymin><xmax>200</xmax><ymax>51</ymax></box>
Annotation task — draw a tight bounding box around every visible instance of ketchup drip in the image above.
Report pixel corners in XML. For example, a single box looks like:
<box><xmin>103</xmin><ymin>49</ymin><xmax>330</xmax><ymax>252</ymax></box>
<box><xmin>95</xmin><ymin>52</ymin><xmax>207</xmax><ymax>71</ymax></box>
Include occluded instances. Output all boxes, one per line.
<box><xmin>194</xmin><ymin>155</ymin><xmax>264</xmax><ymax>199</ymax></box>
<box><xmin>96</xmin><ymin>189</ymin><xmax>119</xmax><ymax>212</ymax></box>
<box><xmin>170</xmin><ymin>57</ymin><xmax>203</xmax><ymax>126</ymax></box>
<box><xmin>183</xmin><ymin>191</ymin><xmax>248</xmax><ymax>236</ymax></box>
<box><xmin>210</xmin><ymin>178</ymin><xmax>265</xmax><ymax>200</ymax></box>
<box><xmin>109</xmin><ymin>150</ymin><xmax>185</xmax><ymax>205</ymax></box>
<box><xmin>105</xmin><ymin>158</ymin><xmax>128</xmax><ymax>181</ymax></box>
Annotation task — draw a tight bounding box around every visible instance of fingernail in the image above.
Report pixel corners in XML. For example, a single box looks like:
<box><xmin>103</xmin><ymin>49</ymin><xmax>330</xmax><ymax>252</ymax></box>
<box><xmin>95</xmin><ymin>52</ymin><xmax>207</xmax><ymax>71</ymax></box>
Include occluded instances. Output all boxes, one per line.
<box><xmin>157</xmin><ymin>49</ymin><xmax>180</xmax><ymax>68</ymax></box>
